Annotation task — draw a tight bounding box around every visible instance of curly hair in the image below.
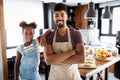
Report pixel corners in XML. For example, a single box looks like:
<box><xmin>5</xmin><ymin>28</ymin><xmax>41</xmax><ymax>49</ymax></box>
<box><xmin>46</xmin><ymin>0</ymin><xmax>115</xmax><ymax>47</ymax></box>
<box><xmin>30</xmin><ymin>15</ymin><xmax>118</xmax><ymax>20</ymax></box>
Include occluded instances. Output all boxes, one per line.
<box><xmin>19</xmin><ymin>21</ymin><xmax>37</xmax><ymax>29</ymax></box>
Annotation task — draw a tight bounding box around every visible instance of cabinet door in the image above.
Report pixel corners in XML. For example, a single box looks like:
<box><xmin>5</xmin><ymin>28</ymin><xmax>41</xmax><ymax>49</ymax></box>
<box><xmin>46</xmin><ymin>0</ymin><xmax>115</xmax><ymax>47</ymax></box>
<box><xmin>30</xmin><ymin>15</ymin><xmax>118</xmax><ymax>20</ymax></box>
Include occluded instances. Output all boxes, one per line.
<box><xmin>75</xmin><ymin>5</ymin><xmax>88</xmax><ymax>29</ymax></box>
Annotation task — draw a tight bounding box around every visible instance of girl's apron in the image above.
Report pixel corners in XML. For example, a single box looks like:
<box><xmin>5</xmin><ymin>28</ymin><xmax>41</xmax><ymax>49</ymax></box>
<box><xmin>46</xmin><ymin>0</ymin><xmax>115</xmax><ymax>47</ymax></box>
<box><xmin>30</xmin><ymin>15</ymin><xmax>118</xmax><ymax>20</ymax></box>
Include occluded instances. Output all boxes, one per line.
<box><xmin>19</xmin><ymin>40</ymin><xmax>41</xmax><ymax>80</ymax></box>
<box><xmin>48</xmin><ymin>28</ymin><xmax>82</xmax><ymax>80</ymax></box>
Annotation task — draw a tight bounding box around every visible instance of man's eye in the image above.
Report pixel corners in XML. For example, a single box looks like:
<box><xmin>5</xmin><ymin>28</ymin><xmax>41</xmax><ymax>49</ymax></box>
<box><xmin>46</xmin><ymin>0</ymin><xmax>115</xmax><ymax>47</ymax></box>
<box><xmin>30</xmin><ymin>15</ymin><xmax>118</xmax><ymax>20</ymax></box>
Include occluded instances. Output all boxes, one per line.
<box><xmin>55</xmin><ymin>15</ymin><xmax>59</xmax><ymax>17</ymax></box>
<box><xmin>61</xmin><ymin>14</ymin><xmax>64</xmax><ymax>17</ymax></box>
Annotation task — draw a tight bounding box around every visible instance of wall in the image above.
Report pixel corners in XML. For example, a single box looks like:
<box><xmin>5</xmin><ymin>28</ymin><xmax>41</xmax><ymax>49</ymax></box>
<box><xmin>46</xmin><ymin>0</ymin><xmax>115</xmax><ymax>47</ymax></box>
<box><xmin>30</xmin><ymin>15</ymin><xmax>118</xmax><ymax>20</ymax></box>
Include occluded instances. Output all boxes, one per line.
<box><xmin>0</xmin><ymin>0</ymin><xmax>8</xmax><ymax>80</ymax></box>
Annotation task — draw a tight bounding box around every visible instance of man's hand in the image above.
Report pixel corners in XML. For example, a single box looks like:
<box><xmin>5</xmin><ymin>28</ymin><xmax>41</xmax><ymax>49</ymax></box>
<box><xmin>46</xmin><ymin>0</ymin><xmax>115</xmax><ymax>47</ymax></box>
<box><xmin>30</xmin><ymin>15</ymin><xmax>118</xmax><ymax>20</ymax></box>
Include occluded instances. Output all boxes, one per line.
<box><xmin>68</xmin><ymin>50</ymin><xmax>76</xmax><ymax>56</ymax></box>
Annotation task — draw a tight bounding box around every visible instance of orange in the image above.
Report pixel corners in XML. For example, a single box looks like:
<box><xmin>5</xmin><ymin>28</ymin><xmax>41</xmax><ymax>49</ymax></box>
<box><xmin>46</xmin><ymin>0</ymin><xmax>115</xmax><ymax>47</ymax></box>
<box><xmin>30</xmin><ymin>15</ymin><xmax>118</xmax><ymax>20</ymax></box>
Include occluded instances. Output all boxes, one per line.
<box><xmin>100</xmin><ymin>49</ymin><xmax>106</xmax><ymax>54</ymax></box>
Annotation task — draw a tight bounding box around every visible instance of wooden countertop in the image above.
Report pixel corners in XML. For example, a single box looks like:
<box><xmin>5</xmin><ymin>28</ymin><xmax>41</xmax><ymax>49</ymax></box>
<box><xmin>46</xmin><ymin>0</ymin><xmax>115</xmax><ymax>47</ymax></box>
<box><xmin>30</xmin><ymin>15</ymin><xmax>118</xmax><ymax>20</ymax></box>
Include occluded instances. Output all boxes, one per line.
<box><xmin>78</xmin><ymin>56</ymin><xmax>120</xmax><ymax>80</ymax></box>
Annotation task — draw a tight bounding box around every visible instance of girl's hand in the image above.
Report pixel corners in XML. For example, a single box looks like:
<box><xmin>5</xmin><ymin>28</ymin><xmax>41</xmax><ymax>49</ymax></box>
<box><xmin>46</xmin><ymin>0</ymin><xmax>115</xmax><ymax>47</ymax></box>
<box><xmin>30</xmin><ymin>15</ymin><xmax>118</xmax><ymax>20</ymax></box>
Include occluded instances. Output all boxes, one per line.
<box><xmin>40</xmin><ymin>29</ymin><xmax>52</xmax><ymax>47</ymax></box>
<box><xmin>40</xmin><ymin>35</ymin><xmax>47</xmax><ymax>47</ymax></box>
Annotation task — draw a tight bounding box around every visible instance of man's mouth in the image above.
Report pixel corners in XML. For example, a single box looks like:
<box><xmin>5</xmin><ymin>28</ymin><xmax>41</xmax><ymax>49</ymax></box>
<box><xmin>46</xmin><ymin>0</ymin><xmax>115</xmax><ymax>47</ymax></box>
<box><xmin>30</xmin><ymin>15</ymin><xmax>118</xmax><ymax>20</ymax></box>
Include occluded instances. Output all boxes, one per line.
<box><xmin>56</xmin><ymin>20</ymin><xmax>64</xmax><ymax>24</ymax></box>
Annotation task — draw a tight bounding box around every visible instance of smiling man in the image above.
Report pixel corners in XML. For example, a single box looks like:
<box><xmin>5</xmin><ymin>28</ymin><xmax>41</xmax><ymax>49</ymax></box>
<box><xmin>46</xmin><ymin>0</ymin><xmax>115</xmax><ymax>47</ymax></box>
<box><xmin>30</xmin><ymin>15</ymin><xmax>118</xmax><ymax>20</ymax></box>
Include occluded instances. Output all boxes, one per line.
<box><xmin>44</xmin><ymin>3</ymin><xmax>85</xmax><ymax>80</ymax></box>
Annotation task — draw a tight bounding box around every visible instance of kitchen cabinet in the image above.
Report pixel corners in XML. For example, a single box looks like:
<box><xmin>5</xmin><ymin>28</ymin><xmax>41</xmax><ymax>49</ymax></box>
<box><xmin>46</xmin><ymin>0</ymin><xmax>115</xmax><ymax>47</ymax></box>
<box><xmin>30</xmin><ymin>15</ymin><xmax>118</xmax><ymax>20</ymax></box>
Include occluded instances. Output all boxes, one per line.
<box><xmin>67</xmin><ymin>5</ymin><xmax>88</xmax><ymax>29</ymax></box>
<box><xmin>75</xmin><ymin>5</ymin><xmax>88</xmax><ymax>29</ymax></box>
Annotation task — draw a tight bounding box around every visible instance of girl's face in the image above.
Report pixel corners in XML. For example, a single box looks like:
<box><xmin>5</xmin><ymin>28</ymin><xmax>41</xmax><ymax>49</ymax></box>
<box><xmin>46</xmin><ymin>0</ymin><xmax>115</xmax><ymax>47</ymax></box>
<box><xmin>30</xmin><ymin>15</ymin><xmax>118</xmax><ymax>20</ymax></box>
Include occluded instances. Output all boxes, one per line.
<box><xmin>23</xmin><ymin>27</ymin><xmax>35</xmax><ymax>43</ymax></box>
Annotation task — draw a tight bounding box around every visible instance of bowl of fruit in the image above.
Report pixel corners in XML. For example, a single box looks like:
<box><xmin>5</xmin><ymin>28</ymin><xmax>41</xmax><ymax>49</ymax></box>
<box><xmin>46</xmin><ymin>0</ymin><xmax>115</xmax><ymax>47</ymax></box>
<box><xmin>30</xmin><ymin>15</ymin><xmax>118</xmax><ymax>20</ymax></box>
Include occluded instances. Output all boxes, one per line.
<box><xmin>95</xmin><ymin>49</ymin><xmax>112</xmax><ymax>61</ymax></box>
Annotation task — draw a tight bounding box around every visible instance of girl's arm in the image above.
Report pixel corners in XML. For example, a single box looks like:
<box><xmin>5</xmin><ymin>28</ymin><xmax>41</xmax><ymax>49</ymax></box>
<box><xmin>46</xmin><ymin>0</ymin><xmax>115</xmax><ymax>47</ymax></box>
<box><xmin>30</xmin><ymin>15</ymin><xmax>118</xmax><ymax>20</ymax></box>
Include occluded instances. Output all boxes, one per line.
<box><xmin>37</xmin><ymin>29</ymin><xmax>52</xmax><ymax>46</ymax></box>
<box><xmin>14</xmin><ymin>51</ymin><xmax>22</xmax><ymax>80</ymax></box>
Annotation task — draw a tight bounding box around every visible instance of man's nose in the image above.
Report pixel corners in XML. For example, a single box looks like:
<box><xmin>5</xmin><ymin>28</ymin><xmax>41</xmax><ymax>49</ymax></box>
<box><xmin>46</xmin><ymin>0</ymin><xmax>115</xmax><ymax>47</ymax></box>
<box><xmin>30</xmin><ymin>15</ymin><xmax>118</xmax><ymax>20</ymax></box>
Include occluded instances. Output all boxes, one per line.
<box><xmin>57</xmin><ymin>16</ymin><xmax>63</xmax><ymax>20</ymax></box>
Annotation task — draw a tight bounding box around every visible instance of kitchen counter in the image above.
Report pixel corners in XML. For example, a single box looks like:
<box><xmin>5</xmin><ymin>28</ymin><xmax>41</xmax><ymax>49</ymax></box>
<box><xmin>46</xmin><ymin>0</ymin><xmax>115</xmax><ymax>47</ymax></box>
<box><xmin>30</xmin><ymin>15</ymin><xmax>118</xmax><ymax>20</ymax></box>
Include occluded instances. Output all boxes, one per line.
<box><xmin>79</xmin><ymin>56</ymin><xmax>120</xmax><ymax>80</ymax></box>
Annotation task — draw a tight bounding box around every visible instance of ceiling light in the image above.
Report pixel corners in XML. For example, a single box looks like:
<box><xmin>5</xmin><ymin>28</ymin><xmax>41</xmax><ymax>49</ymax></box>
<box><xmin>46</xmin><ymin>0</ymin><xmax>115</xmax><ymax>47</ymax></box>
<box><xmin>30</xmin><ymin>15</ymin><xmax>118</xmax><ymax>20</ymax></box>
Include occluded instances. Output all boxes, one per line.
<box><xmin>84</xmin><ymin>1</ymin><xmax>96</xmax><ymax>19</ymax></box>
<box><xmin>101</xmin><ymin>6</ymin><xmax>112</xmax><ymax>19</ymax></box>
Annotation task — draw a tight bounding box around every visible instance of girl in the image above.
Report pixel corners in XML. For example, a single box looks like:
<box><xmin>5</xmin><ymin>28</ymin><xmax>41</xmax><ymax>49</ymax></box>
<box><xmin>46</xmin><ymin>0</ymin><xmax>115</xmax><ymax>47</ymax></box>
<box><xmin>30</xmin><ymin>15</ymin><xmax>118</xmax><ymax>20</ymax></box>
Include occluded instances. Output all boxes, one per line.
<box><xmin>14</xmin><ymin>21</ymin><xmax>50</xmax><ymax>80</ymax></box>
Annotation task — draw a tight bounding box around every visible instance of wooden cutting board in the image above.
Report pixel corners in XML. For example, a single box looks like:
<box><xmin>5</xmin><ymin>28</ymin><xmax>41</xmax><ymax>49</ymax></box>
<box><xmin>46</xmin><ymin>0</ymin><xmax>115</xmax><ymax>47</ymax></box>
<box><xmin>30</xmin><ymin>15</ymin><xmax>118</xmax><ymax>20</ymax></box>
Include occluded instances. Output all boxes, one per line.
<box><xmin>78</xmin><ymin>64</ymin><xmax>97</xmax><ymax>69</ymax></box>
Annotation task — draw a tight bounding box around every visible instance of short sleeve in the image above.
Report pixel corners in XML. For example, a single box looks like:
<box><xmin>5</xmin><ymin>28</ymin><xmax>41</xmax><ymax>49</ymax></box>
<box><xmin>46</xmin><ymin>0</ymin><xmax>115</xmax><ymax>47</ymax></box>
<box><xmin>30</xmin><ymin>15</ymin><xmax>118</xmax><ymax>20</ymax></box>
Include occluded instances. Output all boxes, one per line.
<box><xmin>16</xmin><ymin>45</ymin><xmax>22</xmax><ymax>54</ymax></box>
<box><xmin>32</xmin><ymin>39</ymin><xmax>40</xmax><ymax>53</ymax></box>
<box><xmin>46</xmin><ymin>31</ymin><xmax>54</xmax><ymax>45</ymax></box>
<box><xmin>74</xmin><ymin>30</ymin><xmax>84</xmax><ymax>44</ymax></box>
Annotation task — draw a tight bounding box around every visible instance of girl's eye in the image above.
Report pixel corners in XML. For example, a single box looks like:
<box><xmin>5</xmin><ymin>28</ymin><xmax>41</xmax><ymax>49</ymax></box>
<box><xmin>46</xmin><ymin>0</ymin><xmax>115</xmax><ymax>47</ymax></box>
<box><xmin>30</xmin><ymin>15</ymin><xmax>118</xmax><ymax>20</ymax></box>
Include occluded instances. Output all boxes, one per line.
<box><xmin>25</xmin><ymin>32</ymin><xmax>33</xmax><ymax>35</ymax></box>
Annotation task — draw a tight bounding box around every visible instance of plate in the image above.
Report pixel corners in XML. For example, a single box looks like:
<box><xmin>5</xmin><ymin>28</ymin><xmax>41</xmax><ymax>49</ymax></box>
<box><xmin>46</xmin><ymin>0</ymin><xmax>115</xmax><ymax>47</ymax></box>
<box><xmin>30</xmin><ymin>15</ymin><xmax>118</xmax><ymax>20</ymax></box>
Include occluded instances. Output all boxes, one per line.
<box><xmin>95</xmin><ymin>56</ymin><xmax>112</xmax><ymax>61</ymax></box>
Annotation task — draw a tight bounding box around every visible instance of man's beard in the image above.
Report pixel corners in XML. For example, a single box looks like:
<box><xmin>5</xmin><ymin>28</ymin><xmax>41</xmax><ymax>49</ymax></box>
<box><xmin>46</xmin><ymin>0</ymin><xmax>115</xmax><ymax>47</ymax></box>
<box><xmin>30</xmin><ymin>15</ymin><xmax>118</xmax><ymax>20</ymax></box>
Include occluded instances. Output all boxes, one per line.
<box><xmin>57</xmin><ymin>24</ymin><xmax>64</xmax><ymax>28</ymax></box>
<box><xmin>56</xmin><ymin>20</ymin><xmax>64</xmax><ymax>28</ymax></box>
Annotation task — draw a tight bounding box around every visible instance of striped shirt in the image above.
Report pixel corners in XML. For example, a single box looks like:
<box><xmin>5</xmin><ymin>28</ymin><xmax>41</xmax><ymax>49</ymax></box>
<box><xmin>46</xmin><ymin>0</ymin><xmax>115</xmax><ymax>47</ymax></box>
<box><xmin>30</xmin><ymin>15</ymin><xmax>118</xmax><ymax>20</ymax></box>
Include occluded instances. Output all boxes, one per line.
<box><xmin>17</xmin><ymin>39</ymin><xmax>40</xmax><ymax>55</ymax></box>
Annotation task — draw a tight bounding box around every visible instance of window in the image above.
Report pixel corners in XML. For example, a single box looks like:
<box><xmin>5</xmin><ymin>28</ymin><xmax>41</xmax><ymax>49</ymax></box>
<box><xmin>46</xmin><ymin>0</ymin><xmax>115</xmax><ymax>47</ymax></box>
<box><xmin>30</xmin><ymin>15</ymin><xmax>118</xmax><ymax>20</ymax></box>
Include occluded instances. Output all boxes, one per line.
<box><xmin>101</xmin><ymin>6</ymin><xmax>120</xmax><ymax>35</ymax></box>
<box><xmin>112</xmin><ymin>7</ymin><xmax>120</xmax><ymax>34</ymax></box>
<box><xmin>4</xmin><ymin>0</ymin><xmax>44</xmax><ymax>58</ymax></box>
<box><xmin>100</xmin><ymin>6</ymin><xmax>120</xmax><ymax>46</ymax></box>
<box><xmin>101</xmin><ymin>19</ymin><xmax>110</xmax><ymax>34</ymax></box>
<box><xmin>101</xmin><ymin>9</ymin><xmax>111</xmax><ymax>35</ymax></box>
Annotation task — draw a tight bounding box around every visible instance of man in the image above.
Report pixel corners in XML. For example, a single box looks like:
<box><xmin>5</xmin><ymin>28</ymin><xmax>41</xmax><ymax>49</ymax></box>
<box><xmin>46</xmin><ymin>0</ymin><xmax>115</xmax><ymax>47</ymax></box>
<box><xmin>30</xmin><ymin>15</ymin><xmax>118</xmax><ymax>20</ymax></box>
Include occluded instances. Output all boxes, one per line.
<box><xmin>44</xmin><ymin>3</ymin><xmax>85</xmax><ymax>80</ymax></box>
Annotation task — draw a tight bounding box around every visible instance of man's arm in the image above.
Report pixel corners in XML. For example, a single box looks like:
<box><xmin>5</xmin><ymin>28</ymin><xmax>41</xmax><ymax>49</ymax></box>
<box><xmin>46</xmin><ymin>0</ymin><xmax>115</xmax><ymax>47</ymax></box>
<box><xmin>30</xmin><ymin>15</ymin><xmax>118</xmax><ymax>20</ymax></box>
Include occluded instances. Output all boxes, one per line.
<box><xmin>63</xmin><ymin>43</ymin><xmax>86</xmax><ymax>64</ymax></box>
<box><xmin>44</xmin><ymin>44</ymin><xmax>76</xmax><ymax>65</ymax></box>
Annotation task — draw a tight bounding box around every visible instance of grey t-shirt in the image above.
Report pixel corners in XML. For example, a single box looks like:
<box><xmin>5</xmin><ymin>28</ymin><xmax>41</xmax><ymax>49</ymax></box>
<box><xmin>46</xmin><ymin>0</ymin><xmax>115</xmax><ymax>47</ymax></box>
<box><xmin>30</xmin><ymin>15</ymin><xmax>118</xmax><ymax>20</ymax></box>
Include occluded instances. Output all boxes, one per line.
<box><xmin>46</xmin><ymin>28</ymin><xmax>83</xmax><ymax>49</ymax></box>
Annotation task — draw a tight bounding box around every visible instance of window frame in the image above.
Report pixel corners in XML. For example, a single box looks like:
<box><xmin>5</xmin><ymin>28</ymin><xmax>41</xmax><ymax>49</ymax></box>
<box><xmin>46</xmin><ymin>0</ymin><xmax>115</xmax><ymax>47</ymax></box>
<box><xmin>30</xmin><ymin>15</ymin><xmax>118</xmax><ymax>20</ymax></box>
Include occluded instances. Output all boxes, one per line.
<box><xmin>98</xmin><ymin>5</ymin><xmax>120</xmax><ymax>37</ymax></box>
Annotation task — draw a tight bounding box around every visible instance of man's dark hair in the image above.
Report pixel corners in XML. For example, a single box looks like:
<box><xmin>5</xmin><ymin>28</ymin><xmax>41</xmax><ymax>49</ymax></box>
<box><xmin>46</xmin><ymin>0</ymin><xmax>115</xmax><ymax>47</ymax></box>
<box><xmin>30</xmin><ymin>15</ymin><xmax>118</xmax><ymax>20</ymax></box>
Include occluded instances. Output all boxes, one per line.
<box><xmin>53</xmin><ymin>3</ymin><xmax>67</xmax><ymax>12</ymax></box>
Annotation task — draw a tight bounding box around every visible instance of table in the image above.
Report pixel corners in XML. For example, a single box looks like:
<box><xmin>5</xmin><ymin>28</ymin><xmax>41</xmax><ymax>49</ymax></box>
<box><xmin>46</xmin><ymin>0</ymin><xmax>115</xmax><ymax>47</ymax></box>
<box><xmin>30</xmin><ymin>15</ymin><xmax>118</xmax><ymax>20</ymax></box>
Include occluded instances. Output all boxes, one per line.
<box><xmin>79</xmin><ymin>56</ymin><xmax>120</xmax><ymax>80</ymax></box>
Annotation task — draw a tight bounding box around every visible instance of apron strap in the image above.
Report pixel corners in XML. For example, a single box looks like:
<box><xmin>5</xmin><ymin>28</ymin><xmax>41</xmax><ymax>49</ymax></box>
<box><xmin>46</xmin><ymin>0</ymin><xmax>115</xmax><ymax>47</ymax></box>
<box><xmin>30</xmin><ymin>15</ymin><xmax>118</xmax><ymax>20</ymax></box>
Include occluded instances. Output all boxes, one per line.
<box><xmin>53</xmin><ymin>28</ymin><xmax>71</xmax><ymax>43</ymax></box>
<box><xmin>32</xmin><ymin>39</ymin><xmax>37</xmax><ymax>50</ymax></box>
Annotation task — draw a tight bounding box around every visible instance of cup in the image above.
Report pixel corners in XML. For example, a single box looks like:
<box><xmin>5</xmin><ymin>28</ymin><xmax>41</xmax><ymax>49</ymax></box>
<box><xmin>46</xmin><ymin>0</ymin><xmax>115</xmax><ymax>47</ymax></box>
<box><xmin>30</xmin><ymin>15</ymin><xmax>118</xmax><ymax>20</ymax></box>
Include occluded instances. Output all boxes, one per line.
<box><xmin>112</xmin><ymin>47</ymin><xmax>118</xmax><ymax>57</ymax></box>
<box><xmin>85</xmin><ymin>54</ymin><xmax>95</xmax><ymax>65</ymax></box>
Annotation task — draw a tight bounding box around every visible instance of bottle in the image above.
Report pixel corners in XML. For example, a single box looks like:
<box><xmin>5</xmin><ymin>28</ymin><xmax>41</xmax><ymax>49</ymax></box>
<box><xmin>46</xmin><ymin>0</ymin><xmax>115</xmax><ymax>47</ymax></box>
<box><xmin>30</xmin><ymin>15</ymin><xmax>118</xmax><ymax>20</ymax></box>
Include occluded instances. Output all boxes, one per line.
<box><xmin>85</xmin><ymin>48</ymin><xmax>95</xmax><ymax>65</ymax></box>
